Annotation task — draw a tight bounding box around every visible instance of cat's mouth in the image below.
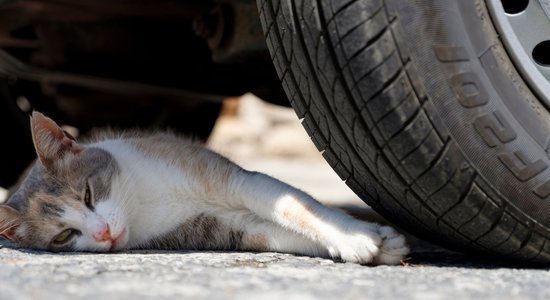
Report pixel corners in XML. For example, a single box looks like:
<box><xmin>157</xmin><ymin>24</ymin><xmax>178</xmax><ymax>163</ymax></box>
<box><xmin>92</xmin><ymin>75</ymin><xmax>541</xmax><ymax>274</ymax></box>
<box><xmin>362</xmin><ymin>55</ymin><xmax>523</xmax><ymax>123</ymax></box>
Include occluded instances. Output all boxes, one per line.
<box><xmin>109</xmin><ymin>228</ymin><xmax>127</xmax><ymax>251</ymax></box>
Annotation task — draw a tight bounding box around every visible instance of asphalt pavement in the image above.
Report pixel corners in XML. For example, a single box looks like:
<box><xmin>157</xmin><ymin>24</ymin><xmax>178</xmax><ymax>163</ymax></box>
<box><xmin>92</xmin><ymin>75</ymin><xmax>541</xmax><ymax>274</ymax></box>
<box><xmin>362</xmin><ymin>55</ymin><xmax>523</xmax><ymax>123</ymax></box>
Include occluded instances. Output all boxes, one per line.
<box><xmin>1</xmin><ymin>238</ymin><xmax>549</xmax><ymax>300</ymax></box>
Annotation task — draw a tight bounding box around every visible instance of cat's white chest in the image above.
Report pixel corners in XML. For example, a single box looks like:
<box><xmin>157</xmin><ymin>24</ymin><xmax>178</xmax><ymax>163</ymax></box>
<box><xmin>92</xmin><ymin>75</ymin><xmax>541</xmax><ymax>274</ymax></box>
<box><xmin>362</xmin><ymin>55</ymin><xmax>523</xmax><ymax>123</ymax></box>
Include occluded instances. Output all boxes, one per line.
<box><xmin>94</xmin><ymin>139</ymin><xmax>201</xmax><ymax>247</ymax></box>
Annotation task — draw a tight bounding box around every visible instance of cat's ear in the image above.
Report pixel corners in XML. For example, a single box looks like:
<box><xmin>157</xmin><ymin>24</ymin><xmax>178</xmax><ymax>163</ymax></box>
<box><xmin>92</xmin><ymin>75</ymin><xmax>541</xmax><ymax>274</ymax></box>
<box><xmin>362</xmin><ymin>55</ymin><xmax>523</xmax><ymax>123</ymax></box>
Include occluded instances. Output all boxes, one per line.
<box><xmin>0</xmin><ymin>205</ymin><xmax>20</xmax><ymax>240</ymax></box>
<box><xmin>30</xmin><ymin>111</ymin><xmax>83</xmax><ymax>168</ymax></box>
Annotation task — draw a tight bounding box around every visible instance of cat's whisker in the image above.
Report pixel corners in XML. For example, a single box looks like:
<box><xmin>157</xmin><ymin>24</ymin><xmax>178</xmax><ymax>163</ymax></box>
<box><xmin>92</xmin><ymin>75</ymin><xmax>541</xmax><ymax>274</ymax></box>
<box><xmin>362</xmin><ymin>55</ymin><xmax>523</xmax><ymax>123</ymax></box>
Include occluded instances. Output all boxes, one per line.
<box><xmin>115</xmin><ymin>172</ymin><xmax>136</xmax><ymax>214</ymax></box>
<box><xmin>0</xmin><ymin>221</ymin><xmax>22</xmax><ymax>235</ymax></box>
<box><xmin>0</xmin><ymin>219</ymin><xmax>18</xmax><ymax>230</ymax></box>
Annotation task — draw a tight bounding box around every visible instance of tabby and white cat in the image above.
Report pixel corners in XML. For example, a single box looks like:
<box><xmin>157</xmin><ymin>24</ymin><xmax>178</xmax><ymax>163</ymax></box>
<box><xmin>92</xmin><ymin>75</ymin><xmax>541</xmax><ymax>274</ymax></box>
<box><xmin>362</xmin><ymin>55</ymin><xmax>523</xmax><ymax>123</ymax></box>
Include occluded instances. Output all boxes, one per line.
<box><xmin>0</xmin><ymin>112</ymin><xmax>408</xmax><ymax>265</ymax></box>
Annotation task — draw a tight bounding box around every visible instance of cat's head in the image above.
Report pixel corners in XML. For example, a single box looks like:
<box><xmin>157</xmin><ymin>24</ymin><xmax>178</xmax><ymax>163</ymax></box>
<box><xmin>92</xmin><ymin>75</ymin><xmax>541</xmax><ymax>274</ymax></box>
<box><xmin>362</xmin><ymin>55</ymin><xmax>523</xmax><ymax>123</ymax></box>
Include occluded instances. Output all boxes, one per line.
<box><xmin>0</xmin><ymin>112</ymin><xmax>128</xmax><ymax>252</ymax></box>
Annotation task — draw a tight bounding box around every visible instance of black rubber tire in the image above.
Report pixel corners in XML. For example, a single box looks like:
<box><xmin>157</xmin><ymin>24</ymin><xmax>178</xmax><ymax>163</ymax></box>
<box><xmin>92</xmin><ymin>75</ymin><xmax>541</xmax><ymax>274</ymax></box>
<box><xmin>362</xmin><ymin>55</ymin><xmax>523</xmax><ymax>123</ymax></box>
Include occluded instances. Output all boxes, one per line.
<box><xmin>258</xmin><ymin>0</ymin><xmax>550</xmax><ymax>263</ymax></box>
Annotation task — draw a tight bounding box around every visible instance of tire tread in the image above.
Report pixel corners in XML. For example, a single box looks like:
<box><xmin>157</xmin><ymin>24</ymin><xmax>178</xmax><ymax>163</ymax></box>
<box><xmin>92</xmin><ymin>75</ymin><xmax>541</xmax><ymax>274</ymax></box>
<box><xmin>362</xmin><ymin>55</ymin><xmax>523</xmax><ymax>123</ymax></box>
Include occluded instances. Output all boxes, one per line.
<box><xmin>257</xmin><ymin>0</ymin><xmax>550</xmax><ymax>262</ymax></box>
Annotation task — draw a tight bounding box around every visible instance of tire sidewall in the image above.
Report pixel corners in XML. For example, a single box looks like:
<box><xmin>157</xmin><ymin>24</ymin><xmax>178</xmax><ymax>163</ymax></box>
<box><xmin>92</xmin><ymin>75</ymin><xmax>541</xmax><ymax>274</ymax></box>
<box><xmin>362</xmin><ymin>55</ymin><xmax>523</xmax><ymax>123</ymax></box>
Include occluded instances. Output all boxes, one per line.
<box><xmin>388</xmin><ymin>0</ymin><xmax>550</xmax><ymax>227</ymax></box>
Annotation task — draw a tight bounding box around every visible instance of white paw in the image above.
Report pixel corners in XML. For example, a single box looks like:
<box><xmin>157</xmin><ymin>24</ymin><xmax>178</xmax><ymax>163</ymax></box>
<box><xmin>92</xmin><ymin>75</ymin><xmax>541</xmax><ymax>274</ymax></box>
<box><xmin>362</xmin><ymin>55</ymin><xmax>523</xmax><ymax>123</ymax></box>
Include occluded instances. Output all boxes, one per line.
<box><xmin>324</xmin><ymin>221</ymin><xmax>382</xmax><ymax>264</ymax></box>
<box><xmin>324</xmin><ymin>222</ymin><xmax>409</xmax><ymax>265</ymax></box>
<box><xmin>372</xmin><ymin>226</ymin><xmax>410</xmax><ymax>265</ymax></box>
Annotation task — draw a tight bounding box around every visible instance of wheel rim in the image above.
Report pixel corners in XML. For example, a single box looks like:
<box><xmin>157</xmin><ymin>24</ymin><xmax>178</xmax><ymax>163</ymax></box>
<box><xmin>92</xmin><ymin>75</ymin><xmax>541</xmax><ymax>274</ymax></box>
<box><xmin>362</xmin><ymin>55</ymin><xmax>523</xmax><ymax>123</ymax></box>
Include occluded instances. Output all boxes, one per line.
<box><xmin>487</xmin><ymin>0</ymin><xmax>550</xmax><ymax>107</ymax></box>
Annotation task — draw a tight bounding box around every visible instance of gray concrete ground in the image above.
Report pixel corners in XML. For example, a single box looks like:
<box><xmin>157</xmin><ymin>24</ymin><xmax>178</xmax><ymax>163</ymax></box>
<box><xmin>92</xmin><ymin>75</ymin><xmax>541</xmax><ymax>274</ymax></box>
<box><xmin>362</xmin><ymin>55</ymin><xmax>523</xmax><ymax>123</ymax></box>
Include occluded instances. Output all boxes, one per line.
<box><xmin>1</xmin><ymin>95</ymin><xmax>549</xmax><ymax>299</ymax></box>
<box><xmin>1</xmin><ymin>241</ymin><xmax>549</xmax><ymax>300</ymax></box>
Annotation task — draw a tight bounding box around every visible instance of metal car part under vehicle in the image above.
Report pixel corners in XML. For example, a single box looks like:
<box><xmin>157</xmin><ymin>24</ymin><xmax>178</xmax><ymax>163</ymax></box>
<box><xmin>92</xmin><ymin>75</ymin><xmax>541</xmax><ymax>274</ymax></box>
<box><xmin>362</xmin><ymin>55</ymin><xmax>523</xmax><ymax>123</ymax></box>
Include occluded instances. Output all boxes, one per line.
<box><xmin>486</xmin><ymin>0</ymin><xmax>550</xmax><ymax>108</ymax></box>
<box><xmin>0</xmin><ymin>49</ymin><xmax>225</xmax><ymax>105</ymax></box>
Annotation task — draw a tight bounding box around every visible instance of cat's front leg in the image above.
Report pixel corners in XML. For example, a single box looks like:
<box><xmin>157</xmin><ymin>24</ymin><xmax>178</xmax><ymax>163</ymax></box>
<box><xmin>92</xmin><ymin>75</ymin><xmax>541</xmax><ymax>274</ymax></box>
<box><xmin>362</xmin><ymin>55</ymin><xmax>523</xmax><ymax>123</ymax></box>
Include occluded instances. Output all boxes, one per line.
<box><xmin>271</xmin><ymin>193</ymin><xmax>409</xmax><ymax>265</ymax></box>
<box><xmin>231</xmin><ymin>170</ymin><xmax>409</xmax><ymax>265</ymax></box>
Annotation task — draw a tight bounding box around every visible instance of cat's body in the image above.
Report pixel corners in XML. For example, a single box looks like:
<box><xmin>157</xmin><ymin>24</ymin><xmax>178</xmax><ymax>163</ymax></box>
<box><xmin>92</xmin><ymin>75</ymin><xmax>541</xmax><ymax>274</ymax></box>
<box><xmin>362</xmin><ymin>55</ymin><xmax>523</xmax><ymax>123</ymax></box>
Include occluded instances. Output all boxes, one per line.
<box><xmin>0</xmin><ymin>112</ymin><xmax>409</xmax><ymax>265</ymax></box>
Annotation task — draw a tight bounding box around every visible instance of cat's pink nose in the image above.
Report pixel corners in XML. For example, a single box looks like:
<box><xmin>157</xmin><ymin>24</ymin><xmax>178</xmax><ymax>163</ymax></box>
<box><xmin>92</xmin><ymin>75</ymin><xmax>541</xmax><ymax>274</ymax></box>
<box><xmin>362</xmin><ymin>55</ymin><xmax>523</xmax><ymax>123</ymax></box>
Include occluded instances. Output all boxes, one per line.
<box><xmin>93</xmin><ymin>224</ymin><xmax>111</xmax><ymax>242</ymax></box>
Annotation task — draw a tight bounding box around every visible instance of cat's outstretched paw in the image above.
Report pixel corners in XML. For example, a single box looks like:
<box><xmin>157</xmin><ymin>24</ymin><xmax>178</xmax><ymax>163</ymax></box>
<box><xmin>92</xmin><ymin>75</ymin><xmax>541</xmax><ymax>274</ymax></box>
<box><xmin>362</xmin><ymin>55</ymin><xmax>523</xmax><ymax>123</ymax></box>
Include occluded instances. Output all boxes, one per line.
<box><xmin>325</xmin><ymin>222</ymin><xmax>382</xmax><ymax>264</ymax></box>
<box><xmin>372</xmin><ymin>226</ymin><xmax>410</xmax><ymax>265</ymax></box>
<box><xmin>325</xmin><ymin>222</ymin><xmax>409</xmax><ymax>265</ymax></box>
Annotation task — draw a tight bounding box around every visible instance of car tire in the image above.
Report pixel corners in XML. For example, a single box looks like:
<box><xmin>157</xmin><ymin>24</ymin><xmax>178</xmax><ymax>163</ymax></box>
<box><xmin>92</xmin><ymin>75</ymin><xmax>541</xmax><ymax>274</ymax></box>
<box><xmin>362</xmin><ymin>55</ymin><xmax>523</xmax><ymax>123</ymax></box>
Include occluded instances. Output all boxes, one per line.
<box><xmin>258</xmin><ymin>0</ymin><xmax>550</xmax><ymax>262</ymax></box>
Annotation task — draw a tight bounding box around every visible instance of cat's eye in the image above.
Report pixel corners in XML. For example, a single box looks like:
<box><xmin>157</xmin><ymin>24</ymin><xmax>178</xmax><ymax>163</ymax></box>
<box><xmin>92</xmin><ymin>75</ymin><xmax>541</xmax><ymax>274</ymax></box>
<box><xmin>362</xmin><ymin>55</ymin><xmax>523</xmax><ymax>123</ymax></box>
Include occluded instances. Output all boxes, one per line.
<box><xmin>84</xmin><ymin>181</ymin><xmax>93</xmax><ymax>210</ymax></box>
<box><xmin>52</xmin><ymin>229</ymin><xmax>79</xmax><ymax>245</ymax></box>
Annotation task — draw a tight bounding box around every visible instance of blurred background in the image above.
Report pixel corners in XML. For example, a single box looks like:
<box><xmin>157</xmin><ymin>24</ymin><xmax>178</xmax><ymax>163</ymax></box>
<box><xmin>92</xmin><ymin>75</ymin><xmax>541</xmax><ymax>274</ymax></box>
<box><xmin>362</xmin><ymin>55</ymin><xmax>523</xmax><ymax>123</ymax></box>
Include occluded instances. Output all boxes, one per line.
<box><xmin>209</xmin><ymin>93</ymin><xmax>366</xmax><ymax>208</ymax></box>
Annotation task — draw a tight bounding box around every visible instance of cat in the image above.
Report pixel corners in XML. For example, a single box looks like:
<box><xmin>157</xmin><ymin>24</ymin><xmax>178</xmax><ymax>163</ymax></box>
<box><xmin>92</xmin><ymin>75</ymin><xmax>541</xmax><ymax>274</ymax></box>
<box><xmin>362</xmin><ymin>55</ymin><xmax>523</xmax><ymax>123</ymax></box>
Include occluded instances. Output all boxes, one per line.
<box><xmin>0</xmin><ymin>112</ymin><xmax>409</xmax><ymax>265</ymax></box>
